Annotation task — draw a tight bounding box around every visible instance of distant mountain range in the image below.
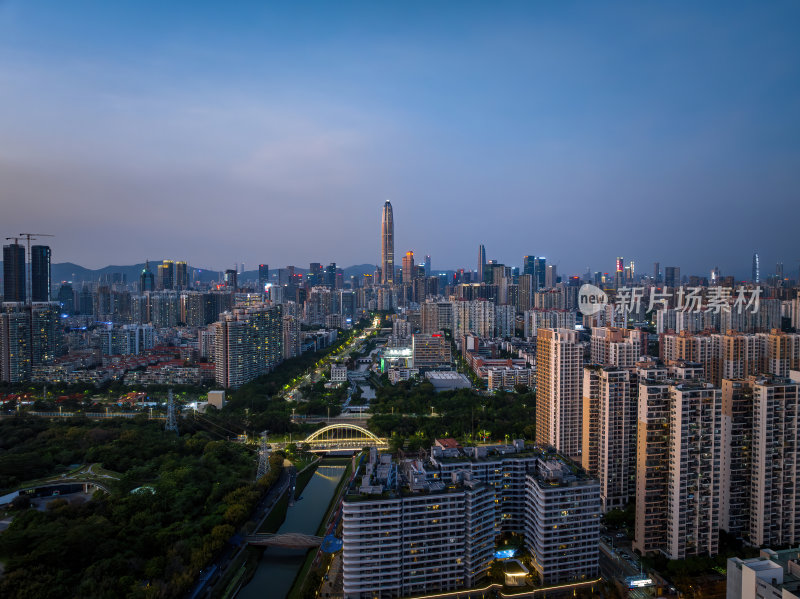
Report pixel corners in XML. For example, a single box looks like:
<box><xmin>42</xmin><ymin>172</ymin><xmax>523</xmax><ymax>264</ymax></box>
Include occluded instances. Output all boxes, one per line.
<box><xmin>0</xmin><ymin>261</ymin><xmax>381</xmax><ymax>286</ymax></box>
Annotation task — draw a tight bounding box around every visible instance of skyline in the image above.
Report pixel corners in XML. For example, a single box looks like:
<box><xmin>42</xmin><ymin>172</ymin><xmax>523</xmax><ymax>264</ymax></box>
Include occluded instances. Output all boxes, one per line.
<box><xmin>0</xmin><ymin>211</ymin><xmax>791</xmax><ymax>283</ymax></box>
<box><xmin>2</xmin><ymin>1</ymin><xmax>799</xmax><ymax>276</ymax></box>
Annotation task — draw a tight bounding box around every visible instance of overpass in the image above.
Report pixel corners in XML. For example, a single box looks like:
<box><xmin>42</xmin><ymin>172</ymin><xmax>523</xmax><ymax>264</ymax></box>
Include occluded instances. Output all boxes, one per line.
<box><xmin>292</xmin><ymin>414</ymin><xmax>369</xmax><ymax>427</ymax></box>
<box><xmin>245</xmin><ymin>533</ymin><xmax>323</xmax><ymax>549</ymax></box>
<box><xmin>300</xmin><ymin>424</ymin><xmax>388</xmax><ymax>453</ymax></box>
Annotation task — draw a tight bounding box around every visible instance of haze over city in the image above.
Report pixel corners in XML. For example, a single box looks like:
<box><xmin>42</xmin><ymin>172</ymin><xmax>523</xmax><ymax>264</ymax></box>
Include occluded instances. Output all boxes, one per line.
<box><xmin>2</xmin><ymin>1</ymin><xmax>799</xmax><ymax>277</ymax></box>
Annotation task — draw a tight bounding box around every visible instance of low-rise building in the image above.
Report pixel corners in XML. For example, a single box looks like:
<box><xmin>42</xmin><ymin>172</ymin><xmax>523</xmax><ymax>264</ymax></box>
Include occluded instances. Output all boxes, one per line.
<box><xmin>727</xmin><ymin>548</ymin><xmax>800</xmax><ymax>599</ymax></box>
<box><xmin>330</xmin><ymin>364</ymin><xmax>348</xmax><ymax>384</ymax></box>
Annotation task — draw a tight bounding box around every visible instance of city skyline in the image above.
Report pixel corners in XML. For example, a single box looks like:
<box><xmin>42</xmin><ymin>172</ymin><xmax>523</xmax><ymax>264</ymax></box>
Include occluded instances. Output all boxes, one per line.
<box><xmin>0</xmin><ymin>239</ymin><xmax>793</xmax><ymax>284</ymax></box>
<box><xmin>2</xmin><ymin>2</ymin><xmax>799</xmax><ymax>275</ymax></box>
<box><xmin>2</xmin><ymin>3</ymin><xmax>800</xmax><ymax>598</ymax></box>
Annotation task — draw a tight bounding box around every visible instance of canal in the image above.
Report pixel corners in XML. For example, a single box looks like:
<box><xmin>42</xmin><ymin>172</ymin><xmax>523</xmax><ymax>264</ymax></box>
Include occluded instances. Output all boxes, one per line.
<box><xmin>238</xmin><ymin>459</ymin><xmax>348</xmax><ymax>599</ymax></box>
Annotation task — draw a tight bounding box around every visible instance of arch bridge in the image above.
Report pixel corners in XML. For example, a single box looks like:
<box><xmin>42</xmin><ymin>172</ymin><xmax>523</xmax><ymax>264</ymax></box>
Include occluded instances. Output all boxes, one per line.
<box><xmin>302</xmin><ymin>424</ymin><xmax>388</xmax><ymax>453</ymax></box>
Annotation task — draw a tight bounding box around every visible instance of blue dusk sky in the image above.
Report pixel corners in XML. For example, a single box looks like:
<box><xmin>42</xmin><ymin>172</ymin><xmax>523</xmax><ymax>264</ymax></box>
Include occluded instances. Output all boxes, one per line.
<box><xmin>1</xmin><ymin>1</ymin><xmax>798</xmax><ymax>278</ymax></box>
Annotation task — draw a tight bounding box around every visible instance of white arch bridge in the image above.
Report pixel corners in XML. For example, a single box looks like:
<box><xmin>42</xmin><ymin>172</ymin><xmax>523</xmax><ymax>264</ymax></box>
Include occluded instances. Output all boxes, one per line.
<box><xmin>301</xmin><ymin>424</ymin><xmax>388</xmax><ymax>453</ymax></box>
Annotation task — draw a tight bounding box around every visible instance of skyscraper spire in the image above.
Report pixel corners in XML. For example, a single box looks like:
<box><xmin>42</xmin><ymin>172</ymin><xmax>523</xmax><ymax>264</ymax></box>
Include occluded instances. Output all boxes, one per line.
<box><xmin>381</xmin><ymin>200</ymin><xmax>394</xmax><ymax>285</ymax></box>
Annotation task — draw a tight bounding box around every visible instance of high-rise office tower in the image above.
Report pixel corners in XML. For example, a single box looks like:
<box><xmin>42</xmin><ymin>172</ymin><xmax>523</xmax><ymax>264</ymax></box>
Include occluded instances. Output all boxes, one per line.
<box><xmin>752</xmin><ymin>252</ymin><xmax>760</xmax><ymax>283</ymax></box>
<box><xmin>545</xmin><ymin>264</ymin><xmax>557</xmax><ymax>288</ymax></box>
<box><xmin>478</xmin><ymin>244</ymin><xmax>486</xmax><ymax>283</ymax></box>
<box><xmin>776</xmin><ymin>262</ymin><xmax>784</xmax><ymax>282</ymax></box>
<box><xmin>523</xmin><ymin>255</ymin><xmax>535</xmax><ymax>276</ymax></box>
<box><xmin>518</xmin><ymin>274</ymin><xmax>533</xmax><ymax>312</ymax></box>
<box><xmin>3</xmin><ymin>242</ymin><xmax>26</xmax><ymax>302</ymax></box>
<box><xmin>614</xmin><ymin>257</ymin><xmax>624</xmax><ymax>288</ymax></box>
<box><xmin>140</xmin><ymin>260</ymin><xmax>155</xmax><ymax>292</ymax></box>
<box><xmin>159</xmin><ymin>260</ymin><xmax>175</xmax><ymax>290</ymax></box>
<box><xmin>424</xmin><ymin>254</ymin><xmax>431</xmax><ymax>277</ymax></box>
<box><xmin>175</xmin><ymin>261</ymin><xmax>188</xmax><ymax>290</ymax></box>
<box><xmin>380</xmin><ymin>200</ymin><xmax>394</xmax><ymax>285</ymax></box>
<box><xmin>402</xmin><ymin>251</ymin><xmax>415</xmax><ymax>284</ymax></box>
<box><xmin>57</xmin><ymin>283</ymin><xmax>74</xmax><ymax>314</ymax></box>
<box><xmin>536</xmin><ymin>328</ymin><xmax>584</xmax><ymax>459</ymax></box>
<box><xmin>224</xmin><ymin>269</ymin><xmax>238</xmax><ymax>290</ymax></box>
<box><xmin>664</xmin><ymin>266</ymin><xmax>681</xmax><ymax>289</ymax></box>
<box><xmin>653</xmin><ymin>262</ymin><xmax>660</xmax><ymax>283</ymax></box>
<box><xmin>30</xmin><ymin>245</ymin><xmax>51</xmax><ymax>302</ymax></box>
<box><xmin>257</xmin><ymin>264</ymin><xmax>269</xmax><ymax>292</ymax></box>
<box><xmin>534</xmin><ymin>257</ymin><xmax>546</xmax><ymax>290</ymax></box>
<box><xmin>253</xmin><ymin>263</ymin><xmax>269</xmax><ymax>290</ymax></box>
<box><xmin>307</xmin><ymin>263</ymin><xmax>322</xmax><ymax>287</ymax></box>
<box><xmin>324</xmin><ymin>262</ymin><xmax>337</xmax><ymax>287</ymax></box>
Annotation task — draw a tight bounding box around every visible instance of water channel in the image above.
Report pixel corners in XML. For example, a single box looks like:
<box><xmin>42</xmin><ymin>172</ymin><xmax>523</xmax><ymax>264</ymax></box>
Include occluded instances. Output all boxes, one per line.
<box><xmin>238</xmin><ymin>459</ymin><xmax>348</xmax><ymax>599</ymax></box>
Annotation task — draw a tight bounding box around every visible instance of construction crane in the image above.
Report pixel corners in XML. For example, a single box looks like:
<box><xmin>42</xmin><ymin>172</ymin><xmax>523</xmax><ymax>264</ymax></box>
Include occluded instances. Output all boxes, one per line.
<box><xmin>19</xmin><ymin>233</ymin><xmax>55</xmax><ymax>304</ymax></box>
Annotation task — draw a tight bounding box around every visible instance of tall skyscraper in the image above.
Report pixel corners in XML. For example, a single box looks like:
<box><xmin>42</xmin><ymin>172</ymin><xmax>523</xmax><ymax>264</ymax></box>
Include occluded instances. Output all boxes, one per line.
<box><xmin>258</xmin><ymin>264</ymin><xmax>269</xmax><ymax>291</ymax></box>
<box><xmin>30</xmin><ymin>245</ymin><xmax>51</xmax><ymax>302</ymax></box>
<box><xmin>664</xmin><ymin>266</ymin><xmax>681</xmax><ymax>289</ymax></box>
<box><xmin>752</xmin><ymin>251</ymin><xmax>760</xmax><ymax>283</ymax></box>
<box><xmin>57</xmin><ymin>283</ymin><xmax>74</xmax><ymax>314</ymax></box>
<box><xmin>380</xmin><ymin>200</ymin><xmax>394</xmax><ymax>285</ymax></box>
<box><xmin>424</xmin><ymin>254</ymin><xmax>431</xmax><ymax>277</ymax></box>
<box><xmin>324</xmin><ymin>263</ymin><xmax>337</xmax><ymax>287</ymax></box>
<box><xmin>3</xmin><ymin>242</ymin><xmax>26</xmax><ymax>302</ymax></box>
<box><xmin>653</xmin><ymin>262</ymin><xmax>660</xmax><ymax>283</ymax></box>
<box><xmin>523</xmin><ymin>255</ymin><xmax>535</xmax><ymax>276</ymax></box>
<box><xmin>158</xmin><ymin>260</ymin><xmax>175</xmax><ymax>290</ymax></box>
<box><xmin>614</xmin><ymin>257</ymin><xmax>624</xmax><ymax>288</ymax></box>
<box><xmin>478</xmin><ymin>244</ymin><xmax>486</xmax><ymax>283</ymax></box>
<box><xmin>224</xmin><ymin>269</ymin><xmax>238</xmax><ymax>290</ymax></box>
<box><xmin>140</xmin><ymin>260</ymin><xmax>155</xmax><ymax>292</ymax></box>
<box><xmin>307</xmin><ymin>263</ymin><xmax>321</xmax><ymax>287</ymax></box>
<box><xmin>402</xmin><ymin>251</ymin><xmax>415</xmax><ymax>284</ymax></box>
<box><xmin>175</xmin><ymin>261</ymin><xmax>188</xmax><ymax>290</ymax></box>
<box><xmin>534</xmin><ymin>257</ymin><xmax>546</xmax><ymax>290</ymax></box>
<box><xmin>545</xmin><ymin>264</ymin><xmax>557</xmax><ymax>288</ymax></box>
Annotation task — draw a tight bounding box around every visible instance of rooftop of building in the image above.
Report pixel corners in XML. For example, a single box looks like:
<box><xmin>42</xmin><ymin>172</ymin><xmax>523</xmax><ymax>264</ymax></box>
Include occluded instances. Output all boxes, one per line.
<box><xmin>731</xmin><ymin>548</ymin><xmax>800</xmax><ymax>595</ymax></box>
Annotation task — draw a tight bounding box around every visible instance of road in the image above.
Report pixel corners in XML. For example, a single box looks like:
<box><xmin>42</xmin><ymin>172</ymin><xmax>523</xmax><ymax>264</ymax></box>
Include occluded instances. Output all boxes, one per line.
<box><xmin>283</xmin><ymin>316</ymin><xmax>381</xmax><ymax>403</ymax></box>
<box><xmin>193</xmin><ymin>467</ymin><xmax>293</xmax><ymax>599</ymax></box>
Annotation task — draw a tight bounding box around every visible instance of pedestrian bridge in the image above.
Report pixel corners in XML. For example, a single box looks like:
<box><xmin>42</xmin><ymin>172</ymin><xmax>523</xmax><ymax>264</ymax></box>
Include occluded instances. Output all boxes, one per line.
<box><xmin>246</xmin><ymin>533</ymin><xmax>323</xmax><ymax>548</ymax></box>
<box><xmin>301</xmin><ymin>424</ymin><xmax>388</xmax><ymax>453</ymax></box>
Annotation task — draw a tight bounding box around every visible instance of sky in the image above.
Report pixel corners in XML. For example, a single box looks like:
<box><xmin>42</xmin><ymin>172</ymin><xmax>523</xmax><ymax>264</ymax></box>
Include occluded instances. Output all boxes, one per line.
<box><xmin>1</xmin><ymin>1</ymin><xmax>799</xmax><ymax>279</ymax></box>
